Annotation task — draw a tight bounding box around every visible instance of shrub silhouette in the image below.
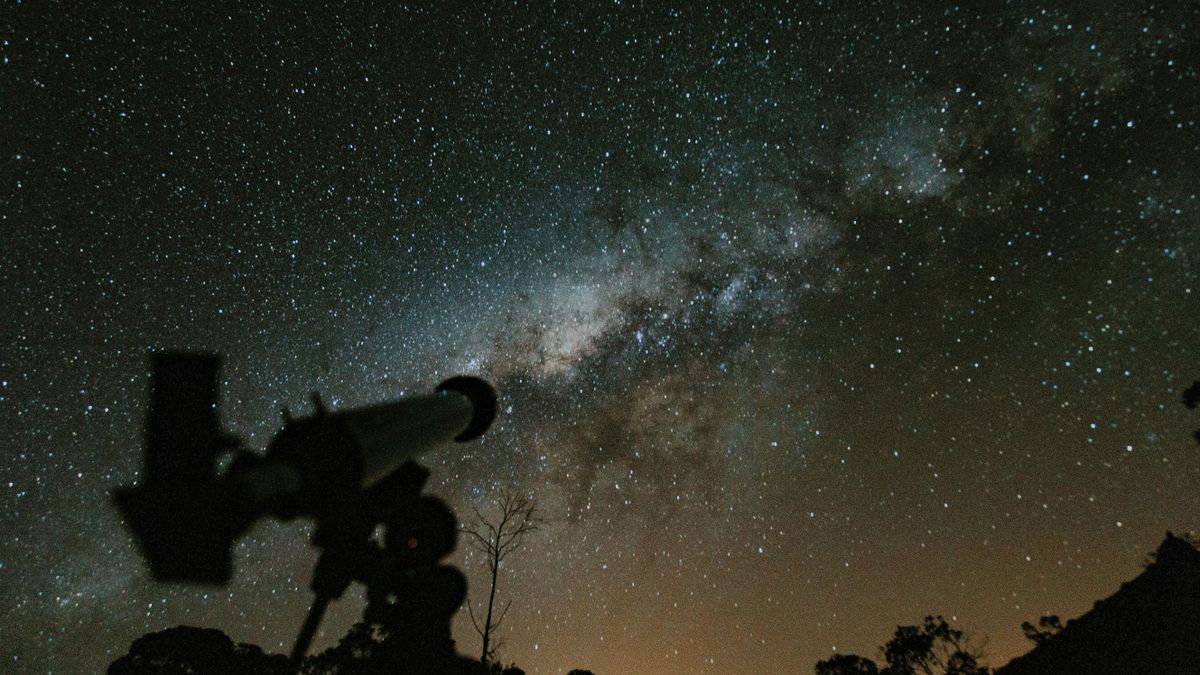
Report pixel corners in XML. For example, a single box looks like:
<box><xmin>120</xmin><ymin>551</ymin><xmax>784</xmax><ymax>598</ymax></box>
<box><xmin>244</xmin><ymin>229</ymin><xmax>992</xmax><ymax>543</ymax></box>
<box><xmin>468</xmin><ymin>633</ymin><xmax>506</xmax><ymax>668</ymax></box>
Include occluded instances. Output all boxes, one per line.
<box><xmin>107</xmin><ymin>626</ymin><xmax>291</xmax><ymax>674</ymax></box>
<box><xmin>815</xmin><ymin>616</ymin><xmax>988</xmax><ymax>675</ymax></box>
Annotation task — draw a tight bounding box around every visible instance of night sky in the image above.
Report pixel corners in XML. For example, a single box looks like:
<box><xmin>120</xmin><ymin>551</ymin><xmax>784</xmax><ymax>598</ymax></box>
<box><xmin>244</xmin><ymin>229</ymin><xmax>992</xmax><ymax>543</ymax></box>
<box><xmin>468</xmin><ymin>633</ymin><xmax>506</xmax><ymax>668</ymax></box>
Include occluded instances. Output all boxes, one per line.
<box><xmin>3</xmin><ymin>2</ymin><xmax>1199</xmax><ymax>673</ymax></box>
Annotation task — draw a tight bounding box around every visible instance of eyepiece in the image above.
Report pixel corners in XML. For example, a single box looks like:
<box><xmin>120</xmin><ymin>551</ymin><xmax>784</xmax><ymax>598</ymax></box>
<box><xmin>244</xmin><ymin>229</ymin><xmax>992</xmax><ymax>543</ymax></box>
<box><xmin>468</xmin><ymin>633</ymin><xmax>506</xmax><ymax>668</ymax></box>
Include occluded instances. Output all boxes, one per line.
<box><xmin>435</xmin><ymin>376</ymin><xmax>497</xmax><ymax>441</ymax></box>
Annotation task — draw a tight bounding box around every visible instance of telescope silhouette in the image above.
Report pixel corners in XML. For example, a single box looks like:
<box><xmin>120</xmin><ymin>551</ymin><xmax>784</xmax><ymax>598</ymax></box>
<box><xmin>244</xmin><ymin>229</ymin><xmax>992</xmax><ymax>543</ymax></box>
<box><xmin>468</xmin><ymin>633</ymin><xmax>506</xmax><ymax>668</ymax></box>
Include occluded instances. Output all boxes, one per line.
<box><xmin>114</xmin><ymin>352</ymin><xmax>497</xmax><ymax>663</ymax></box>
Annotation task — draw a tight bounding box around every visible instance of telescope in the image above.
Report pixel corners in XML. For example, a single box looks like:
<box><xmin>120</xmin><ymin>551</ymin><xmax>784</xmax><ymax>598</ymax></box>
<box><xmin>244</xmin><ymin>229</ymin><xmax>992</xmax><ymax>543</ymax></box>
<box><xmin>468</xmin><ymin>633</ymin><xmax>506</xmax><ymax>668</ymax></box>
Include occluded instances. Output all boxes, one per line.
<box><xmin>114</xmin><ymin>352</ymin><xmax>497</xmax><ymax>663</ymax></box>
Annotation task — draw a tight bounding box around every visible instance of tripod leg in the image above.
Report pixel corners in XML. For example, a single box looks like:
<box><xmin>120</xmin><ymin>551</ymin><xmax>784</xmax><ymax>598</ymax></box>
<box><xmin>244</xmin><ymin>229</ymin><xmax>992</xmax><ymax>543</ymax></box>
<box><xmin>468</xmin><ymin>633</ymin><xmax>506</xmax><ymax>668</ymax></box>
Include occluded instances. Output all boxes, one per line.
<box><xmin>290</xmin><ymin>593</ymin><xmax>330</xmax><ymax>666</ymax></box>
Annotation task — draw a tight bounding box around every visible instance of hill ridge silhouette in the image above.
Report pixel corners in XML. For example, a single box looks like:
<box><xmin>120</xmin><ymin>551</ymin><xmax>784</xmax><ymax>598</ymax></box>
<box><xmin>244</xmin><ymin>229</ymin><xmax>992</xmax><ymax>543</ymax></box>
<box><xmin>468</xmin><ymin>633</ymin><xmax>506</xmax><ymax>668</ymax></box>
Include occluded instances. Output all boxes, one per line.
<box><xmin>997</xmin><ymin>532</ymin><xmax>1200</xmax><ymax>675</ymax></box>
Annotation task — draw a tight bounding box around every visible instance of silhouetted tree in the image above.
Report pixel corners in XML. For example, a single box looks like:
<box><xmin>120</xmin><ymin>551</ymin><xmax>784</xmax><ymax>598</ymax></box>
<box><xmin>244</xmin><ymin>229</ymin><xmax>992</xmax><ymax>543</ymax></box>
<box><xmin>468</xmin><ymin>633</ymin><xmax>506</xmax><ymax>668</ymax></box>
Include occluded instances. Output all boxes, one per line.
<box><xmin>300</xmin><ymin>622</ymin><xmax>380</xmax><ymax>674</ymax></box>
<box><xmin>1186</xmin><ymin>381</ymin><xmax>1200</xmax><ymax>444</ymax></box>
<box><xmin>1183</xmin><ymin>381</ymin><xmax>1200</xmax><ymax>410</ymax></box>
<box><xmin>302</xmin><ymin>619</ymin><xmax>493</xmax><ymax>675</ymax></box>
<box><xmin>815</xmin><ymin>616</ymin><xmax>989</xmax><ymax>675</ymax></box>
<box><xmin>461</xmin><ymin>490</ymin><xmax>541</xmax><ymax>665</ymax></box>
<box><xmin>885</xmin><ymin>616</ymin><xmax>988</xmax><ymax>674</ymax></box>
<box><xmin>108</xmin><ymin>626</ymin><xmax>290</xmax><ymax>674</ymax></box>
<box><xmin>816</xmin><ymin>654</ymin><xmax>880</xmax><ymax>675</ymax></box>
<box><xmin>566</xmin><ymin>670</ymin><xmax>597</xmax><ymax>675</ymax></box>
<box><xmin>1019</xmin><ymin>615</ymin><xmax>1063</xmax><ymax>646</ymax></box>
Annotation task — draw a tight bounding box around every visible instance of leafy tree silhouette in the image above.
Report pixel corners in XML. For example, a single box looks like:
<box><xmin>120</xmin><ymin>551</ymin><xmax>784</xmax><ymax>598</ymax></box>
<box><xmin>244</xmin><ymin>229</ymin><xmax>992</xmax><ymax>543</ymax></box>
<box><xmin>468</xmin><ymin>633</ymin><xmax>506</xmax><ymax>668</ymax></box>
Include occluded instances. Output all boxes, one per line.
<box><xmin>816</xmin><ymin>654</ymin><xmax>880</xmax><ymax>675</ymax></box>
<box><xmin>1019</xmin><ymin>616</ymin><xmax>1062</xmax><ymax>646</ymax></box>
<box><xmin>1185</xmin><ymin>380</ymin><xmax>1200</xmax><ymax>444</ymax></box>
<box><xmin>299</xmin><ymin>622</ymin><xmax>380</xmax><ymax>674</ymax></box>
<box><xmin>107</xmin><ymin>626</ymin><xmax>291</xmax><ymax>675</ymax></box>
<box><xmin>815</xmin><ymin>616</ymin><xmax>989</xmax><ymax>675</ymax></box>
<box><xmin>297</xmin><ymin>622</ymin><xmax>542</xmax><ymax>674</ymax></box>
<box><xmin>566</xmin><ymin>670</ymin><xmax>598</xmax><ymax>675</ymax></box>
<box><xmin>299</xmin><ymin>618</ymin><xmax>489</xmax><ymax>674</ymax></box>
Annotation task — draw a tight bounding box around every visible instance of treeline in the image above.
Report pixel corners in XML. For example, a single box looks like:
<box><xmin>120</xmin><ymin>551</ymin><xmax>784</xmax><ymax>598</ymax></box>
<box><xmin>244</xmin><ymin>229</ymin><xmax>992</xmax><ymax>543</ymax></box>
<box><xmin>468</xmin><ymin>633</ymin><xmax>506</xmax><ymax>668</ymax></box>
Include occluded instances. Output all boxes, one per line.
<box><xmin>107</xmin><ymin>622</ymin><xmax>595</xmax><ymax>675</ymax></box>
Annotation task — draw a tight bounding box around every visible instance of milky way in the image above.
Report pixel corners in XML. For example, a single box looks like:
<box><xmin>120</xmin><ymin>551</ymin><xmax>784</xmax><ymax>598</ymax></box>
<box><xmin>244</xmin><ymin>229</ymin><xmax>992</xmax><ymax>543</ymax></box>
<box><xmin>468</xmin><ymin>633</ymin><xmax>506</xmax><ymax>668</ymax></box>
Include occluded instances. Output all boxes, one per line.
<box><xmin>2</xmin><ymin>3</ymin><xmax>1199</xmax><ymax>673</ymax></box>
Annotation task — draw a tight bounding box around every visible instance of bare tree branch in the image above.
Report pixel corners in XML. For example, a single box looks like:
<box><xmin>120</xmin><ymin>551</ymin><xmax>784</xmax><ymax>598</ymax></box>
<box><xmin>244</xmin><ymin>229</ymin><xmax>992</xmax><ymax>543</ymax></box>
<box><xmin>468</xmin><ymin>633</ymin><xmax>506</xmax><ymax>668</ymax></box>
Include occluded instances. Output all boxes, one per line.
<box><xmin>494</xmin><ymin>598</ymin><xmax>513</xmax><ymax>630</ymax></box>
<box><xmin>459</xmin><ymin>488</ymin><xmax>541</xmax><ymax>666</ymax></box>
<box><xmin>465</xmin><ymin>595</ymin><xmax>484</xmax><ymax>638</ymax></box>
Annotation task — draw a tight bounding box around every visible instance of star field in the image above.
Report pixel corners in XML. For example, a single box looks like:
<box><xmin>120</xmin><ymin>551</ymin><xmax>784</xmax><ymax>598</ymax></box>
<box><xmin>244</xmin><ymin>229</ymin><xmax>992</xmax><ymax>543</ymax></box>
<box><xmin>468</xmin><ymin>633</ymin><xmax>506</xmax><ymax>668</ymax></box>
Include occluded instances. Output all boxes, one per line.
<box><xmin>2</xmin><ymin>3</ymin><xmax>1199</xmax><ymax>673</ymax></box>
